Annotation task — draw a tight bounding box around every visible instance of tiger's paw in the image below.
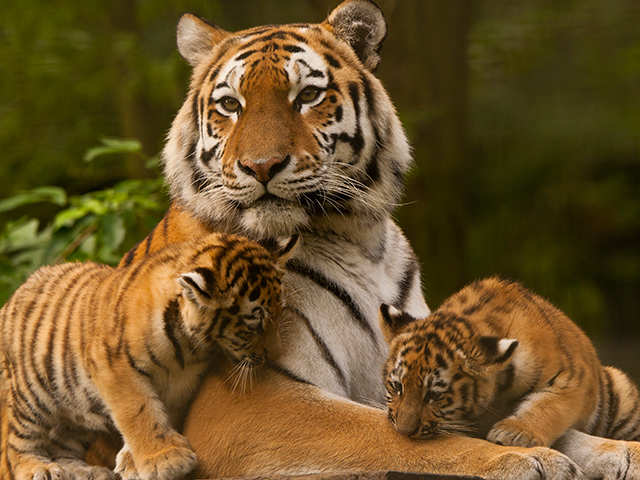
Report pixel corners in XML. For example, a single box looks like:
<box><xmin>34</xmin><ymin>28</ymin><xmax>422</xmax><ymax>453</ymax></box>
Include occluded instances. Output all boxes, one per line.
<box><xmin>136</xmin><ymin>433</ymin><xmax>198</xmax><ymax>480</ymax></box>
<box><xmin>488</xmin><ymin>417</ymin><xmax>547</xmax><ymax>447</ymax></box>
<box><xmin>554</xmin><ymin>430</ymin><xmax>640</xmax><ymax>480</ymax></box>
<box><xmin>481</xmin><ymin>446</ymin><xmax>583</xmax><ymax>480</ymax></box>
<box><xmin>115</xmin><ymin>444</ymin><xmax>140</xmax><ymax>480</ymax></box>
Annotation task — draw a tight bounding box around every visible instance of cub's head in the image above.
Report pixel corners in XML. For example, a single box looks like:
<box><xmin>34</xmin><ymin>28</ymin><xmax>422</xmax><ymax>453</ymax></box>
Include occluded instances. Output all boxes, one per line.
<box><xmin>165</xmin><ymin>0</ymin><xmax>411</xmax><ymax>238</ymax></box>
<box><xmin>176</xmin><ymin>233</ymin><xmax>299</xmax><ymax>367</ymax></box>
<box><xmin>379</xmin><ymin>304</ymin><xmax>519</xmax><ymax>438</ymax></box>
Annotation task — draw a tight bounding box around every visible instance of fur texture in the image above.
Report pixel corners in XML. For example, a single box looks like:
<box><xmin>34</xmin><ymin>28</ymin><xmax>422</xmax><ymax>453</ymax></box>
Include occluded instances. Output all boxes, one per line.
<box><xmin>381</xmin><ymin>278</ymin><xmax>640</xmax><ymax>448</ymax></box>
<box><xmin>0</xmin><ymin>233</ymin><xmax>293</xmax><ymax>480</ymax></box>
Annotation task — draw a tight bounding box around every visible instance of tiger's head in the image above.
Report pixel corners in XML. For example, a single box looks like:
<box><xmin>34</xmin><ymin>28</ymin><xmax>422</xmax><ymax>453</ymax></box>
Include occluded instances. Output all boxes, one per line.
<box><xmin>176</xmin><ymin>233</ymin><xmax>299</xmax><ymax>367</ymax></box>
<box><xmin>378</xmin><ymin>304</ymin><xmax>519</xmax><ymax>439</ymax></box>
<box><xmin>164</xmin><ymin>0</ymin><xmax>411</xmax><ymax>239</ymax></box>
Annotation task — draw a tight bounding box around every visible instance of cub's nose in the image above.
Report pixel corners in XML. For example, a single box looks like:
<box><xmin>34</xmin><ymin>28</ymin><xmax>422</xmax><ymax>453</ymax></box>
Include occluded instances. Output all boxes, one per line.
<box><xmin>238</xmin><ymin>155</ymin><xmax>290</xmax><ymax>184</ymax></box>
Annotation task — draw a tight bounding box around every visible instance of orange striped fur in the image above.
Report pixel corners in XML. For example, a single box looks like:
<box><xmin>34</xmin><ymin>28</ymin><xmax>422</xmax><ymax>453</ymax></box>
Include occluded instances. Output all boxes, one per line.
<box><xmin>0</xmin><ymin>232</ymin><xmax>296</xmax><ymax>480</ymax></box>
<box><xmin>381</xmin><ymin>277</ymin><xmax>640</xmax><ymax>447</ymax></box>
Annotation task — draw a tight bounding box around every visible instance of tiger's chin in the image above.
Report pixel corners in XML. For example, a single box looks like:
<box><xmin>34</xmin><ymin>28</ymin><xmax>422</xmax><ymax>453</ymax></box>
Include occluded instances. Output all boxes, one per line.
<box><xmin>239</xmin><ymin>198</ymin><xmax>309</xmax><ymax>239</ymax></box>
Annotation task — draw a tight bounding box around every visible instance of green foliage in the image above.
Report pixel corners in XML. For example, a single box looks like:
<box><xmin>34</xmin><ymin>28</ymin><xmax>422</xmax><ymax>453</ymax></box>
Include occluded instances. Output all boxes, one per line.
<box><xmin>0</xmin><ymin>141</ymin><xmax>168</xmax><ymax>304</ymax></box>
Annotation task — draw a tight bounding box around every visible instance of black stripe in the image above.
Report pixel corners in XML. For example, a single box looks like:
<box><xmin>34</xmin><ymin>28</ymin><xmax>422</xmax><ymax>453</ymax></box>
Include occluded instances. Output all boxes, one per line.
<box><xmin>324</xmin><ymin>53</ymin><xmax>341</xmax><ymax>68</ymax></box>
<box><xmin>122</xmin><ymin>241</ymin><xmax>140</xmax><ymax>267</ymax></box>
<box><xmin>266</xmin><ymin>360</ymin><xmax>313</xmax><ymax>386</ymax></box>
<box><xmin>163</xmin><ymin>299</ymin><xmax>185</xmax><ymax>369</ymax></box>
<box><xmin>393</xmin><ymin>256</ymin><xmax>418</xmax><ymax>309</ymax></box>
<box><xmin>604</xmin><ymin>368</ymin><xmax>619</xmax><ymax>436</ymax></box>
<box><xmin>162</xmin><ymin>211</ymin><xmax>169</xmax><ymax>244</ymax></box>
<box><xmin>286</xmin><ymin>259</ymin><xmax>377</xmax><ymax>342</ymax></box>
<box><xmin>125</xmin><ymin>343</ymin><xmax>152</xmax><ymax>379</ymax></box>
<box><xmin>144</xmin><ymin>226</ymin><xmax>156</xmax><ymax>255</ymax></box>
<box><xmin>286</xmin><ymin>306</ymin><xmax>348</xmax><ymax>392</ymax></box>
<box><xmin>611</xmin><ymin>391</ymin><xmax>639</xmax><ymax>439</ymax></box>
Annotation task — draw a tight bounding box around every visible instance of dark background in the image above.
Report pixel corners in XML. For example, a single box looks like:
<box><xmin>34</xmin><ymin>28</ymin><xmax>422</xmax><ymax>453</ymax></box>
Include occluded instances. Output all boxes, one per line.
<box><xmin>1</xmin><ymin>1</ymin><xmax>639</xmax><ymax>376</ymax></box>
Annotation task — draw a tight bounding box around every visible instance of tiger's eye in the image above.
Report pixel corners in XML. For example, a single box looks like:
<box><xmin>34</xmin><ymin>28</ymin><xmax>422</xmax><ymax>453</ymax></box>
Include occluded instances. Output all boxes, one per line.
<box><xmin>296</xmin><ymin>86</ymin><xmax>321</xmax><ymax>104</ymax></box>
<box><xmin>219</xmin><ymin>96</ymin><xmax>241</xmax><ymax>113</ymax></box>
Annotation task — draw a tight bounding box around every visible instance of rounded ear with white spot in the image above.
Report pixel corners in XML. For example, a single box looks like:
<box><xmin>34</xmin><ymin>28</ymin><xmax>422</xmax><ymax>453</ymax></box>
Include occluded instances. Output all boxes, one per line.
<box><xmin>177</xmin><ymin>13</ymin><xmax>231</xmax><ymax>67</ymax></box>
<box><xmin>177</xmin><ymin>269</ymin><xmax>232</xmax><ymax>308</ymax></box>
<box><xmin>272</xmin><ymin>234</ymin><xmax>301</xmax><ymax>267</ymax></box>
<box><xmin>325</xmin><ymin>0</ymin><xmax>387</xmax><ymax>70</ymax></box>
<box><xmin>478</xmin><ymin>336</ymin><xmax>519</xmax><ymax>365</ymax></box>
<box><xmin>378</xmin><ymin>304</ymin><xmax>416</xmax><ymax>344</ymax></box>
<box><xmin>178</xmin><ymin>271</ymin><xmax>211</xmax><ymax>306</ymax></box>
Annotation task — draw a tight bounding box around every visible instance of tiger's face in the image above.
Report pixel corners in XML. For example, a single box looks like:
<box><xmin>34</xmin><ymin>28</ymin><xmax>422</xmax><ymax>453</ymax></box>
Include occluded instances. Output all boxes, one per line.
<box><xmin>177</xmin><ymin>234</ymin><xmax>299</xmax><ymax>366</ymax></box>
<box><xmin>165</xmin><ymin>1</ymin><xmax>412</xmax><ymax>239</ymax></box>
<box><xmin>379</xmin><ymin>305</ymin><xmax>518</xmax><ymax>439</ymax></box>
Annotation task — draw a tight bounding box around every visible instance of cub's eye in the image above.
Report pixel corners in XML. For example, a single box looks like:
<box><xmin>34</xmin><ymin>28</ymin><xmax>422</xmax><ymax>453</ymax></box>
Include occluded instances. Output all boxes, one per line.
<box><xmin>388</xmin><ymin>380</ymin><xmax>403</xmax><ymax>396</ymax></box>
<box><xmin>218</xmin><ymin>96</ymin><xmax>241</xmax><ymax>114</ymax></box>
<box><xmin>295</xmin><ymin>86</ymin><xmax>322</xmax><ymax>105</ymax></box>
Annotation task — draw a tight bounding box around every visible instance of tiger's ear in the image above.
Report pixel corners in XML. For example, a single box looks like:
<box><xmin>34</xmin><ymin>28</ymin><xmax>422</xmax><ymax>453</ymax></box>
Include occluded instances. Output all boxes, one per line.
<box><xmin>324</xmin><ymin>0</ymin><xmax>387</xmax><ymax>71</ymax></box>
<box><xmin>477</xmin><ymin>336</ymin><xmax>519</xmax><ymax>365</ymax></box>
<box><xmin>378</xmin><ymin>304</ymin><xmax>416</xmax><ymax>344</ymax></box>
<box><xmin>272</xmin><ymin>234</ymin><xmax>301</xmax><ymax>267</ymax></box>
<box><xmin>177</xmin><ymin>13</ymin><xmax>231</xmax><ymax>67</ymax></box>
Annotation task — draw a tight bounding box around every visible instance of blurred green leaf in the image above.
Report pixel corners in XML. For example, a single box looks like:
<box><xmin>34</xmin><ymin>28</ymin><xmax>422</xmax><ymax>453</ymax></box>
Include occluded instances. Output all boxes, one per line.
<box><xmin>0</xmin><ymin>187</ymin><xmax>67</xmax><ymax>213</ymax></box>
<box><xmin>84</xmin><ymin>138</ymin><xmax>142</xmax><ymax>162</ymax></box>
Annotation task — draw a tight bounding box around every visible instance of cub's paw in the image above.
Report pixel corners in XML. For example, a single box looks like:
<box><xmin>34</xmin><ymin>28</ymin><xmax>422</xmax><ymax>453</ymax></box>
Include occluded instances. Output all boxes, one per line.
<box><xmin>137</xmin><ymin>433</ymin><xmax>198</xmax><ymax>480</ymax></box>
<box><xmin>20</xmin><ymin>462</ymin><xmax>70</xmax><ymax>480</ymax></box>
<box><xmin>115</xmin><ymin>444</ymin><xmax>140</xmax><ymax>480</ymax></box>
<box><xmin>488</xmin><ymin>417</ymin><xmax>547</xmax><ymax>447</ymax></box>
<box><xmin>482</xmin><ymin>446</ymin><xmax>583</xmax><ymax>480</ymax></box>
<box><xmin>55</xmin><ymin>458</ymin><xmax>116</xmax><ymax>480</ymax></box>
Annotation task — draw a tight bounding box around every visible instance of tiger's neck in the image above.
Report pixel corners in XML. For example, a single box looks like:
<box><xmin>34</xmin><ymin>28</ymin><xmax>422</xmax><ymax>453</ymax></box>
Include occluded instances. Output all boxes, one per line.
<box><xmin>121</xmin><ymin>201</ymin><xmax>388</xmax><ymax>268</ymax></box>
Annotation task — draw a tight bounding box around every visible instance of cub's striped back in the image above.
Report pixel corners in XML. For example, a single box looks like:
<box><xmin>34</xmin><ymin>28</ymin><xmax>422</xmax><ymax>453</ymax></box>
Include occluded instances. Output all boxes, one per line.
<box><xmin>0</xmin><ymin>232</ymin><xmax>296</xmax><ymax>480</ymax></box>
<box><xmin>380</xmin><ymin>278</ymin><xmax>640</xmax><ymax>447</ymax></box>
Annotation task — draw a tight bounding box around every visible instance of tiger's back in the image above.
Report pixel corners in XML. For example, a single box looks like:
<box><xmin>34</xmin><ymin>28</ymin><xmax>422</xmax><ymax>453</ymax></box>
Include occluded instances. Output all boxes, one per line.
<box><xmin>381</xmin><ymin>277</ymin><xmax>640</xmax><ymax>447</ymax></box>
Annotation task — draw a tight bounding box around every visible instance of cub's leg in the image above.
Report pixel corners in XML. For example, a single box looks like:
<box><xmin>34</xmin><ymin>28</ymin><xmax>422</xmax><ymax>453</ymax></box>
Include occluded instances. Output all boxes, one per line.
<box><xmin>488</xmin><ymin>387</ymin><xmax>585</xmax><ymax>447</ymax></box>
<box><xmin>94</xmin><ymin>360</ymin><xmax>197</xmax><ymax>480</ymax></box>
<box><xmin>48</xmin><ymin>427</ymin><xmax>116</xmax><ymax>480</ymax></box>
<box><xmin>5</xmin><ymin>389</ymin><xmax>69</xmax><ymax>480</ymax></box>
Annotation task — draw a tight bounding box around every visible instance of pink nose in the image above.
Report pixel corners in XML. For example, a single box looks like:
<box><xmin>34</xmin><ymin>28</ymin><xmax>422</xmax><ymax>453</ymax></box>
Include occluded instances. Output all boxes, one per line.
<box><xmin>238</xmin><ymin>155</ymin><xmax>290</xmax><ymax>184</ymax></box>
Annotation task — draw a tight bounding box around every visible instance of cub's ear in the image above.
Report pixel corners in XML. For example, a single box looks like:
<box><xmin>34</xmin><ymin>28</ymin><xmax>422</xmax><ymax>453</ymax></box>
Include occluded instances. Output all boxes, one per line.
<box><xmin>177</xmin><ymin>13</ymin><xmax>231</xmax><ymax>66</ymax></box>
<box><xmin>378</xmin><ymin>304</ymin><xmax>416</xmax><ymax>344</ymax></box>
<box><xmin>477</xmin><ymin>336</ymin><xmax>519</xmax><ymax>365</ymax></box>
<box><xmin>324</xmin><ymin>0</ymin><xmax>387</xmax><ymax>70</ymax></box>
<box><xmin>272</xmin><ymin>234</ymin><xmax>301</xmax><ymax>267</ymax></box>
<box><xmin>178</xmin><ymin>267</ymin><xmax>230</xmax><ymax>308</ymax></box>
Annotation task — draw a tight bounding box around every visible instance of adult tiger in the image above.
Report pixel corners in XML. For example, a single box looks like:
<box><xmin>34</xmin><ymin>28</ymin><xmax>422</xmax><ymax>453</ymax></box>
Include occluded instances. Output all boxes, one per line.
<box><xmin>103</xmin><ymin>1</ymin><xmax>639</xmax><ymax>478</ymax></box>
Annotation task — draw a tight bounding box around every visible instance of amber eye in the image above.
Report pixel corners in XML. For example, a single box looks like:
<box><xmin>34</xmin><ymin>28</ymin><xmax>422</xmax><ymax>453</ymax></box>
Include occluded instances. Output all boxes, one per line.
<box><xmin>296</xmin><ymin>86</ymin><xmax>322</xmax><ymax>105</ymax></box>
<box><xmin>218</xmin><ymin>96</ymin><xmax>241</xmax><ymax>114</ymax></box>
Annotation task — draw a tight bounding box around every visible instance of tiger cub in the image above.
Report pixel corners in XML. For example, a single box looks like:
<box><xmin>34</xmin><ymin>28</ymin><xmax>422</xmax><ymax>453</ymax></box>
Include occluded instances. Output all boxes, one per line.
<box><xmin>379</xmin><ymin>277</ymin><xmax>640</xmax><ymax>448</ymax></box>
<box><xmin>0</xmin><ymin>232</ymin><xmax>298</xmax><ymax>480</ymax></box>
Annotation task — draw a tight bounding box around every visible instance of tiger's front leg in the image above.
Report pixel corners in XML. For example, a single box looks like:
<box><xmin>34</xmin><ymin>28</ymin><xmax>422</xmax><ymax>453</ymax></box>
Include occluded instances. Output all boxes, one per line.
<box><xmin>94</xmin><ymin>361</ymin><xmax>197</xmax><ymax>480</ymax></box>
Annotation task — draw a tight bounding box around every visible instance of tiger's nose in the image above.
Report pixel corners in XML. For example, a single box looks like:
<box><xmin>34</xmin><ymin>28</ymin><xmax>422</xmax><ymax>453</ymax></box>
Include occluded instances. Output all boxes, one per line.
<box><xmin>238</xmin><ymin>155</ymin><xmax>290</xmax><ymax>184</ymax></box>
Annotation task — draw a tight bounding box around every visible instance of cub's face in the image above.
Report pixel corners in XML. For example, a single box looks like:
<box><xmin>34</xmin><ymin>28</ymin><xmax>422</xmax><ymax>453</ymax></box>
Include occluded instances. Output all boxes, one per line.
<box><xmin>177</xmin><ymin>234</ymin><xmax>299</xmax><ymax>366</ymax></box>
<box><xmin>165</xmin><ymin>1</ymin><xmax>412</xmax><ymax>238</ymax></box>
<box><xmin>379</xmin><ymin>304</ymin><xmax>518</xmax><ymax>439</ymax></box>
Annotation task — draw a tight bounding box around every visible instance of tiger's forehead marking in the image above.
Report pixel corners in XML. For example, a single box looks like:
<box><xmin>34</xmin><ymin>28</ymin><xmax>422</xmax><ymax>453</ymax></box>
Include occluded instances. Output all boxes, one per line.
<box><xmin>205</xmin><ymin>26</ymin><xmax>336</xmax><ymax>92</ymax></box>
